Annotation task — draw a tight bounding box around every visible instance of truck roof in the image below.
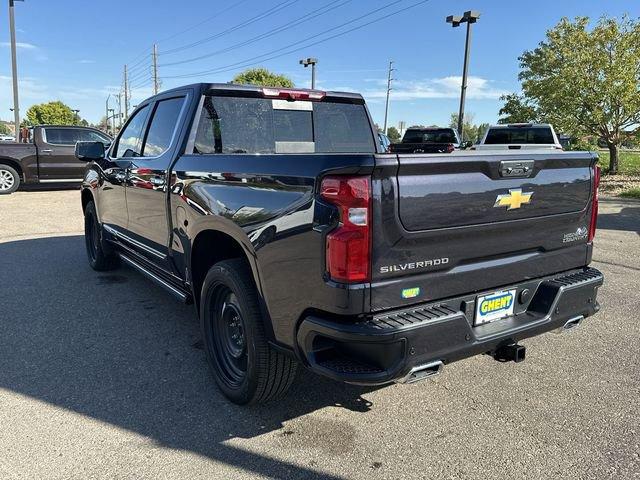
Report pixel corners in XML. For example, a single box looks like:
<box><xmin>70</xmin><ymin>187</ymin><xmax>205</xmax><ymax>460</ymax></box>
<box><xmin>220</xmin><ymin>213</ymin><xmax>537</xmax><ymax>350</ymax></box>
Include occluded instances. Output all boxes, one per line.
<box><xmin>159</xmin><ymin>82</ymin><xmax>365</xmax><ymax>102</ymax></box>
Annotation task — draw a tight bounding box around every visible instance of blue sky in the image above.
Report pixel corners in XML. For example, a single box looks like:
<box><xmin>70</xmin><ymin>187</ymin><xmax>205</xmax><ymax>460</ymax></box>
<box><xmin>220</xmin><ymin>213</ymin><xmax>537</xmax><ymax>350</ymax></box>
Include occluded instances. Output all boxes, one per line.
<box><xmin>1</xmin><ymin>0</ymin><xmax>638</xmax><ymax>127</ymax></box>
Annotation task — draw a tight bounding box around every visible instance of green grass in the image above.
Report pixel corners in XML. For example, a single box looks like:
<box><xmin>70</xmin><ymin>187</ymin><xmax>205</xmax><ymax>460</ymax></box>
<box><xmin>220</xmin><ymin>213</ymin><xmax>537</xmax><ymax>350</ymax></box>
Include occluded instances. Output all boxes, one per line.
<box><xmin>619</xmin><ymin>188</ymin><xmax>640</xmax><ymax>199</ymax></box>
<box><xmin>597</xmin><ymin>150</ymin><xmax>640</xmax><ymax>175</ymax></box>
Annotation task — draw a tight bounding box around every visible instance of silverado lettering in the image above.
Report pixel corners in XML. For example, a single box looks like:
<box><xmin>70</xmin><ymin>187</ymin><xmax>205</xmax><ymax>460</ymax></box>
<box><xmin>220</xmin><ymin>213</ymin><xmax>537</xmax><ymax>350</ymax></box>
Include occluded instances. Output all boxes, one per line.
<box><xmin>380</xmin><ymin>258</ymin><xmax>450</xmax><ymax>274</ymax></box>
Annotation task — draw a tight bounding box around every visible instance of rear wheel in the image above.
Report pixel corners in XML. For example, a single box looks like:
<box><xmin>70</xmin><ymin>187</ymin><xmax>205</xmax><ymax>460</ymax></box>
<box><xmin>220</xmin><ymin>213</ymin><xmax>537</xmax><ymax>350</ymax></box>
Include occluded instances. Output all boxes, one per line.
<box><xmin>84</xmin><ymin>201</ymin><xmax>119</xmax><ymax>271</ymax></box>
<box><xmin>0</xmin><ymin>164</ymin><xmax>20</xmax><ymax>194</ymax></box>
<box><xmin>201</xmin><ymin>259</ymin><xmax>297</xmax><ymax>405</ymax></box>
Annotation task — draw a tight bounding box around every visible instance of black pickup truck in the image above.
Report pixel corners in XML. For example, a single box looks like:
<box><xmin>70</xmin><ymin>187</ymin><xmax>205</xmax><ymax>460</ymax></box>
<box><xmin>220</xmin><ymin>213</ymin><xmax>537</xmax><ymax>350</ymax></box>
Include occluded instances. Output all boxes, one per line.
<box><xmin>0</xmin><ymin>125</ymin><xmax>111</xmax><ymax>194</ymax></box>
<box><xmin>389</xmin><ymin>126</ymin><xmax>462</xmax><ymax>154</ymax></box>
<box><xmin>77</xmin><ymin>83</ymin><xmax>603</xmax><ymax>405</ymax></box>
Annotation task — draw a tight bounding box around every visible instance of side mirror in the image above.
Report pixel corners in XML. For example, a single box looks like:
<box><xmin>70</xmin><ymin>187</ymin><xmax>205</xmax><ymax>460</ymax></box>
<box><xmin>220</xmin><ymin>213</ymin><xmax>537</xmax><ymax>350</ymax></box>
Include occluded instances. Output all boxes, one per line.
<box><xmin>75</xmin><ymin>141</ymin><xmax>105</xmax><ymax>161</ymax></box>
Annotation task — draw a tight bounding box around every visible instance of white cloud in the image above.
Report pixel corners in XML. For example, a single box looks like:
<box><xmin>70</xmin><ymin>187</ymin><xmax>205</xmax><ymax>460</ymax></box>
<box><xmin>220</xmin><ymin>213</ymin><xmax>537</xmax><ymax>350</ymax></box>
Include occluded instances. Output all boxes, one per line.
<box><xmin>357</xmin><ymin>76</ymin><xmax>507</xmax><ymax>101</ymax></box>
<box><xmin>0</xmin><ymin>41</ymin><xmax>37</xmax><ymax>50</ymax></box>
<box><xmin>78</xmin><ymin>59</ymin><xmax>96</xmax><ymax>64</ymax></box>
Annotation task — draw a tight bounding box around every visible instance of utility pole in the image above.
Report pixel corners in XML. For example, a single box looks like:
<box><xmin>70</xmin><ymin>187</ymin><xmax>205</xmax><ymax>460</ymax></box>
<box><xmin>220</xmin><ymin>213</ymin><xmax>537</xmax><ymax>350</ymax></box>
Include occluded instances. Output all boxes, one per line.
<box><xmin>299</xmin><ymin>57</ymin><xmax>318</xmax><ymax>89</ymax></box>
<box><xmin>72</xmin><ymin>109</ymin><xmax>80</xmax><ymax>124</ymax></box>
<box><xmin>446</xmin><ymin>11</ymin><xmax>480</xmax><ymax>143</ymax></box>
<box><xmin>383</xmin><ymin>60</ymin><xmax>394</xmax><ymax>135</ymax></box>
<box><xmin>152</xmin><ymin>44</ymin><xmax>160</xmax><ymax>95</ymax></box>
<box><xmin>123</xmin><ymin>65</ymin><xmax>129</xmax><ymax>119</ymax></box>
<box><xmin>8</xmin><ymin>0</ymin><xmax>23</xmax><ymax>142</ymax></box>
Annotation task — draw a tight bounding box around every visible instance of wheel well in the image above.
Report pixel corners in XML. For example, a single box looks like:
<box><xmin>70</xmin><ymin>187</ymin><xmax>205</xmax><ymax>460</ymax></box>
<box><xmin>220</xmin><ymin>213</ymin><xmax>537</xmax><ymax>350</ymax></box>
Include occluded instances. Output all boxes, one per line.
<box><xmin>191</xmin><ymin>230</ymin><xmax>253</xmax><ymax>309</ymax></box>
<box><xmin>81</xmin><ymin>189</ymin><xmax>94</xmax><ymax>213</ymax></box>
<box><xmin>0</xmin><ymin>158</ymin><xmax>24</xmax><ymax>180</ymax></box>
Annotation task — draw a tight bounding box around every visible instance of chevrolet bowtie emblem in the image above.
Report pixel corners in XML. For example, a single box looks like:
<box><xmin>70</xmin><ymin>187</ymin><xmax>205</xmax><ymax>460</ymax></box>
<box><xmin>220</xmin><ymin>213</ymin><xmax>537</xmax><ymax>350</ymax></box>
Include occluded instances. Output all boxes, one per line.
<box><xmin>494</xmin><ymin>188</ymin><xmax>533</xmax><ymax>210</ymax></box>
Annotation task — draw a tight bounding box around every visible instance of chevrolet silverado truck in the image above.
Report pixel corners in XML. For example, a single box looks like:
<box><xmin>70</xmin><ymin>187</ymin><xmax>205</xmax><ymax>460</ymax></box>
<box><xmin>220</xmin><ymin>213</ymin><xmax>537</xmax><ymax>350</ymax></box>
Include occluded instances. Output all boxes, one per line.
<box><xmin>0</xmin><ymin>125</ymin><xmax>111</xmax><ymax>194</ymax></box>
<box><xmin>389</xmin><ymin>126</ymin><xmax>462</xmax><ymax>154</ymax></box>
<box><xmin>76</xmin><ymin>83</ymin><xmax>603</xmax><ymax>405</ymax></box>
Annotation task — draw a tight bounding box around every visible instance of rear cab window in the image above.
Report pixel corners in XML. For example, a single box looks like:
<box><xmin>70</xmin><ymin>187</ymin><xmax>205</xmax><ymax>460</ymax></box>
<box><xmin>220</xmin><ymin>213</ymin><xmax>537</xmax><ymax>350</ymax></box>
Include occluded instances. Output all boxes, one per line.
<box><xmin>402</xmin><ymin>128</ymin><xmax>458</xmax><ymax>144</ymax></box>
<box><xmin>193</xmin><ymin>94</ymin><xmax>376</xmax><ymax>154</ymax></box>
<box><xmin>485</xmin><ymin>126</ymin><xmax>554</xmax><ymax>144</ymax></box>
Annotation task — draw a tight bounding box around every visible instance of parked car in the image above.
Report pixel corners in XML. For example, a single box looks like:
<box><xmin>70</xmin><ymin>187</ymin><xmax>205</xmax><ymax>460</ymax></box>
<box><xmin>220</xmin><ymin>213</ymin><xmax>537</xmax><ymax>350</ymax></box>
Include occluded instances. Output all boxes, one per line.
<box><xmin>0</xmin><ymin>125</ymin><xmax>111</xmax><ymax>194</ymax></box>
<box><xmin>474</xmin><ymin>123</ymin><xmax>563</xmax><ymax>150</ymax></box>
<box><xmin>0</xmin><ymin>135</ymin><xmax>15</xmax><ymax>142</ymax></box>
<box><xmin>389</xmin><ymin>127</ymin><xmax>462</xmax><ymax>154</ymax></box>
<box><xmin>77</xmin><ymin>83</ymin><xmax>603</xmax><ymax>405</ymax></box>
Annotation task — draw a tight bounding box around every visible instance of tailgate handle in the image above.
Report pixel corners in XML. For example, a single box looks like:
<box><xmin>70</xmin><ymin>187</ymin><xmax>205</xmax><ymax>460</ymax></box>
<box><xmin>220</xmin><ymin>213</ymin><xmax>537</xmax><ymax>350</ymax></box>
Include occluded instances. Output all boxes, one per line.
<box><xmin>499</xmin><ymin>160</ymin><xmax>534</xmax><ymax>178</ymax></box>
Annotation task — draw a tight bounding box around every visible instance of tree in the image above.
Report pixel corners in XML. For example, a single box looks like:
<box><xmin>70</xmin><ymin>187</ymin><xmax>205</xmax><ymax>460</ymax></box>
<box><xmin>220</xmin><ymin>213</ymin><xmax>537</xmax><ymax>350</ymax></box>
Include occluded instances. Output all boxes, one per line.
<box><xmin>498</xmin><ymin>93</ymin><xmax>539</xmax><ymax>124</ymax></box>
<box><xmin>0</xmin><ymin>122</ymin><xmax>10</xmax><ymax>135</ymax></box>
<box><xmin>517</xmin><ymin>16</ymin><xmax>640</xmax><ymax>173</ymax></box>
<box><xmin>232</xmin><ymin>68</ymin><xmax>294</xmax><ymax>88</ymax></box>
<box><xmin>386</xmin><ymin>126</ymin><xmax>401</xmax><ymax>142</ymax></box>
<box><xmin>25</xmin><ymin>101</ymin><xmax>84</xmax><ymax>126</ymax></box>
<box><xmin>477</xmin><ymin>122</ymin><xmax>490</xmax><ymax>142</ymax></box>
<box><xmin>449</xmin><ymin>112</ymin><xmax>480</xmax><ymax>143</ymax></box>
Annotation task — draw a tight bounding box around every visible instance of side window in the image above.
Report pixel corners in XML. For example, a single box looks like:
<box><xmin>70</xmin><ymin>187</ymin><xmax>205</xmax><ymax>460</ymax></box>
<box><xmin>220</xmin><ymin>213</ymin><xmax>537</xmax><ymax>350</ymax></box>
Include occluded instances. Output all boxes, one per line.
<box><xmin>115</xmin><ymin>105</ymin><xmax>150</xmax><ymax>158</ymax></box>
<box><xmin>80</xmin><ymin>130</ymin><xmax>111</xmax><ymax>144</ymax></box>
<box><xmin>45</xmin><ymin>128</ymin><xmax>82</xmax><ymax>145</ymax></box>
<box><xmin>142</xmin><ymin>97</ymin><xmax>185</xmax><ymax>157</ymax></box>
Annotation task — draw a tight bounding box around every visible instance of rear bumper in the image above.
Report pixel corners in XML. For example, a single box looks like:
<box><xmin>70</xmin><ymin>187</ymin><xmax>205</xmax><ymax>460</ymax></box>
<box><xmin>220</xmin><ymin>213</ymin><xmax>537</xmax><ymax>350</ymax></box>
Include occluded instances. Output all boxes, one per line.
<box><xmin>296</xmin><ymin>267</ymin><xmax>603</xmax><ymax>385</ymax></box>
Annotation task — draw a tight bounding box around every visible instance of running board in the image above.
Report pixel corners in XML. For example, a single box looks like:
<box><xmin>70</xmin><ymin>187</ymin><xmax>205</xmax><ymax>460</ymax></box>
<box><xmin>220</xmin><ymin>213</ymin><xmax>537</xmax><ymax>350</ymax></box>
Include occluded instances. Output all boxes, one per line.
<box><xmin>119</xmin><ymin>253</ymin><xmax>192</xmax><ymax>304</ymax></box>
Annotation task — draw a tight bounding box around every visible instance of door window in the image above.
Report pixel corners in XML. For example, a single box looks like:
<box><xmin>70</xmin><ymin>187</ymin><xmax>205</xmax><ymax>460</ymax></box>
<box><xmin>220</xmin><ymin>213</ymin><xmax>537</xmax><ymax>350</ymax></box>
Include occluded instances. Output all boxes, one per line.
<box><xmin>115</xmin><ymin>105</ymin><xmax>150</xmax><ymax>158</ymax></box>
<box><xmin>44</xmin><ymin>128</ymin><xmax>83</xmax><ymax>145</ymax></box>
<box><xmin>142</xmin><ymin>97</ymin><xmax>185</xmax><ymax>157</ymax></box>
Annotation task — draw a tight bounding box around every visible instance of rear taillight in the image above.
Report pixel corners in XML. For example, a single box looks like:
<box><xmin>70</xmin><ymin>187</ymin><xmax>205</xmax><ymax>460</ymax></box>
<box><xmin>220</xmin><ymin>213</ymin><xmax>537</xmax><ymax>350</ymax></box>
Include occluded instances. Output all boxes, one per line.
<box><xmin>320</xmin><ymin>175</ymin><xmax>371</xmax><ymax>283</ymax></box>
<box><xmin>588</xmin><ymin>165</ymin><xmax>600</xmax><ymax>242</ymax></box>
<box><xmin>446</xmin><ymin>143</ymin><xmax>455</xmax><ymax>153</ymax></box>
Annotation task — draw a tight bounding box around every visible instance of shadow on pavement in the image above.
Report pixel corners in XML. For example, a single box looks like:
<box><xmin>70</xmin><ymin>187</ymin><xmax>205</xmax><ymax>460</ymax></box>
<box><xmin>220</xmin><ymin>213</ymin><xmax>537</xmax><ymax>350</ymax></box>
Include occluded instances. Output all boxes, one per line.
<box><xmin>0</xmin><ymin>235</ymin><xmax>381</xmax><ymax>479</ymax></box>
<box><xmin>597</xmin><ymin>206</ymin><xmax>640</xmax><ymax>234</ymax></box>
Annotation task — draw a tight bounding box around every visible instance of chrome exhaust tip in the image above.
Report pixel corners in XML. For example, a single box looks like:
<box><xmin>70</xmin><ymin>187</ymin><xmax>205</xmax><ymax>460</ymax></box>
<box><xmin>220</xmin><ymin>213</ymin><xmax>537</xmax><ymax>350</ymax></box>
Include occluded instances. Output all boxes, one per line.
<box><xmin>556</xmin><ymin>315</ymin><xmax>584</xmax><ymax>334</ymax></box>
<box><xmin>397</xmin><ymin>360</ymin><xmax>444</xmax><ymax>384</ymax></box>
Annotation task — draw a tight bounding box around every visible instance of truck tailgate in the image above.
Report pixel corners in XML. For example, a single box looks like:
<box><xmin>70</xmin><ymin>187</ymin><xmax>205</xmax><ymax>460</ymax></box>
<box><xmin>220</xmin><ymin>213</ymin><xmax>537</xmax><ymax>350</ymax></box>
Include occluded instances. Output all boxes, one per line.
<box><xmin>369</xmin><ymin>151</ymin><xmax>597</xmax><ymax>311</ymax></box>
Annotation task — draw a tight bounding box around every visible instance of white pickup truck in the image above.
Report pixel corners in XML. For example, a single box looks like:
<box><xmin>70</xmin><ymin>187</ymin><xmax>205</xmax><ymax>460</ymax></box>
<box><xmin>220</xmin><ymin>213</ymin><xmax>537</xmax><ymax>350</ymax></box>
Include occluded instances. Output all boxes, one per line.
<box><xmin>474</xmin><ymin>123</ymin><xmax>563</xmax><ymax>151</ymax></box>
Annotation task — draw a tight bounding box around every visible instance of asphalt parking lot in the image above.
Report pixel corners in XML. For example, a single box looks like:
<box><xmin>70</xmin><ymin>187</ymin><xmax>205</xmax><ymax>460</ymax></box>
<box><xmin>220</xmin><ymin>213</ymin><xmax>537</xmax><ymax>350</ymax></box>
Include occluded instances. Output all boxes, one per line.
<box><xmin>0</xmin><ymin>189</ymin><xmax>638</xmax><ymax>480</ymax></box>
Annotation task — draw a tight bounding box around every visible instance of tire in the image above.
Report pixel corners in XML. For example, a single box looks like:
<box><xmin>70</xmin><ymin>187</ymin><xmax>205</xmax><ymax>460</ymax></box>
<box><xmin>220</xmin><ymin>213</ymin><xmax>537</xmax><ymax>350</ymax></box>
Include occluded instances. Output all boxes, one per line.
<box><xmin>201</xmin><ymin>259</ymin><xmax>297</xmax><ymax>405</ymax></box>
<box><xmin>0</xmin><ymin>164</ymin><xmax>20</xmax><ymax>194</ymax></box>
<box><xmin>84</xmin><ymin>201</ymin><xmax>119</xmax><ymax>271</ymax></box>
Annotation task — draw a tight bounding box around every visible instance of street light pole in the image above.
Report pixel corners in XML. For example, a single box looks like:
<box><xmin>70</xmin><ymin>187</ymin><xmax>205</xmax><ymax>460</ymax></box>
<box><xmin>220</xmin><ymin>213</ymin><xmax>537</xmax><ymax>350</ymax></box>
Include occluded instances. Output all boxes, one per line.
<box><xmin>299</xmin><ymin>57</ymin><xmax>318</xmax><ymax>89</ymax></box>
<box><xmin>105</xmin><ymin>94</ymin><xmax>111</xmax><ymax>135</ymax></box>
<box><xmin>8</xmin><ymin>0</ymin><xmax>23</xmax><ymax>142</ymax></box>
<box><xmin>108</xmin><ymin>108</ymin><xmax>115</xmax><ymax>135</ymax></box>
<box><xmin>446</xmin><ymin>11</ymin><xmax>480</xmax><ymax>143</ymax></box>
<box><xmin>72</xmin><ymin>109</ymin><xmax>80</xmax><ymax>124</ymax></box>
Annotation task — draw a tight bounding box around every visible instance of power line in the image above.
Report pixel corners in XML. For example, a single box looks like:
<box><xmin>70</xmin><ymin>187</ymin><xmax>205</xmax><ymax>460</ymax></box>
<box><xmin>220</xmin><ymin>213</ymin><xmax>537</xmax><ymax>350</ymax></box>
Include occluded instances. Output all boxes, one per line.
<box><xmin>158</xmin><ymin>0</ymin><xmax>352</xmax><ymax>68</ymax></box>
<box><xmin>160</xmin><ymin>0</ymin><xmax>301</xmax><ymax>55</ymax></box>
<box><xmin>163</xmin><ymin>0</ymin><xmax>405</xmax><ymax>77</ymax></box>
<box><xmin>163</xmin><ymin>0</ymin><xmax>428</xmax><ymax>80</ymax></box>
<box><xmin>155</xmin><ymin>0</ymin><xmax>250</xmax><ymax>44</ymax></box>
<box><xmin>128</xmin><ymin>67</ymin><xmax>152</xmax><ymax>84</ymax></box>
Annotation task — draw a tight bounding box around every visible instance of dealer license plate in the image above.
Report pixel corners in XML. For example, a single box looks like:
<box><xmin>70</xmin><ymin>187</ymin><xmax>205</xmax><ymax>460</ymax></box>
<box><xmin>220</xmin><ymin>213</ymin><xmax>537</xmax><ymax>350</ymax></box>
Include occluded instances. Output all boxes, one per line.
<box><xmin>474</xmin><ymin>289</ymin><xmax>516</xmax><ymax>326</ymax></box>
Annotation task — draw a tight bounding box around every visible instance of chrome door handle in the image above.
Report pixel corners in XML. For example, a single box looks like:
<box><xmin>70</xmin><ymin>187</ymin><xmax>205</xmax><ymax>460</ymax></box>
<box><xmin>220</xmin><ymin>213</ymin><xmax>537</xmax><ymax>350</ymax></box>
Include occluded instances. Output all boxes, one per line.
<box><xmin>41</xmin><ymin>149</ymin><xmax>52</xmax><ymax>153</ymax></box>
